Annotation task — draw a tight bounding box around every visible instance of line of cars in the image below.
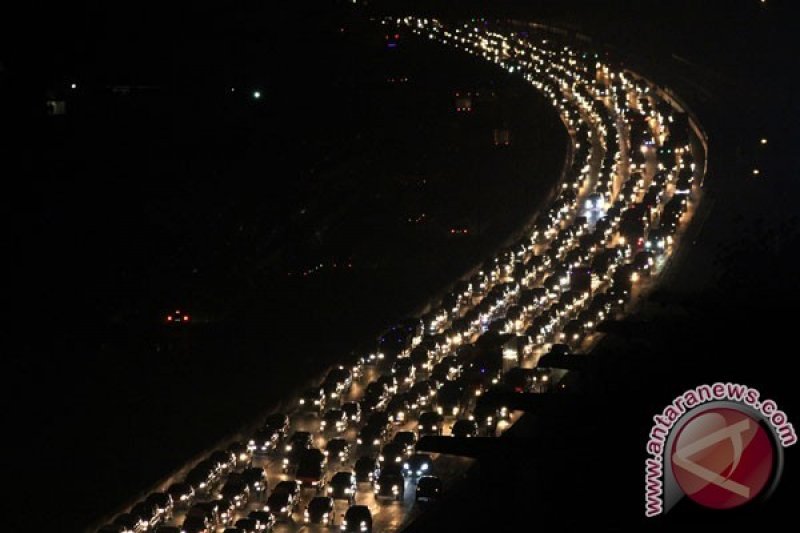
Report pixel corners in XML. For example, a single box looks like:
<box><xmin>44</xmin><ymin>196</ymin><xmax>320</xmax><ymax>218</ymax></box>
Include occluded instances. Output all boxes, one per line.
<box><xmin>97</xmin><ymin>18</ymin><xmax>700</xmax><ymax>533</ymax></box>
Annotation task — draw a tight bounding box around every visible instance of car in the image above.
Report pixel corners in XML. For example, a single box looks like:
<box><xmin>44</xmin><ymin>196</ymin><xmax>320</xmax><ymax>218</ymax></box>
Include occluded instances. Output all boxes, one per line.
<box><xmin>451</xmin><ymin>419</ymin><xmax>479</xmax><ymax>438</ymax></box>
<box><xmin>403</xmin><ymin>453</ymin><xmax>433</xmax><ymax>478</ymax></box>
<box><xmin>375</xmin><ymin>374</ymin><xmax>399</xmax><ymax>395</ymax></box>
<box><xmin>130</xmin><ymin>501</ymin><xmax>160</xmax><ymax>529</ymax></box>
<box><xmin>327</xmin><ymin>471</ymin><xmax>357</xmax><ymax>502</ymax></box>
<box><xmin>186</xmin><ymin>501</ymin><xmax>219</xmax><ymax>527</ymax></box>
<box><xmin>354</xmin><ymin>455</ymin><xmax>379</xmax><ymax>483</ymax></box>
<box><xmin>325</xmin><ymin>438</ymin><xmax>352</xmax><ymax>464</ymax></box>
<box><xmin>300</xmin><ymin>387</ymin><xmax>326</xmax><ymax>413</ymax></box>
<box><xmin>417</xmin><ymin>411</ymin><xmax>444</xmax><ymax>436</ymax></box>
<box><xmin>283</xmin><ymin>431</ymin><xmax>313</xmax><ymax>471</ymax></box>
<box><xmin>296</xmin><ymin>448</ymin><xmax>328</xmax><ymax>489</ymax></box>
<box><xmin>251</xmin><ymin>428</ymin><xmax>280</xmax><ymax>455</ymax></box>
<box><xmin>321</xmin><ymin>408</ymin><xmax>348</xmax><ymax>434</ymax></box>
<box><xmin>386</xmin><ymin>393</ymin><xmax>412</xmax><ymax>424</ymax></box>
<box><xmin>340</xmin><ymin>505</ymin><xmax>373</xmax><ymax>533</ymax></box>
<box><xmin>341</xmin><ymin>401</ymin><xmax>362</xmax><ymax>423</ymax></box>
<box><xmin>113</xmin><ymin>513</ymin><xmax>148</xmax><ymax>533</ymax></box>
<box><xmin>221</xmin><ymin>474</ymin><xmax>251</xmax><ymax>508</ymax></box>
<box><xmin>410</xmin><ymin>381</ymin><xmax>436</xmax><ymax>407</ymax></box>
<box><xmin>216</xmin><ymin>497</ymin><xmax>237</xmax><ymax>526</ymax></box>
<box><xmin>416</xmin><ymin>475</ymin><xmax>443</xmax><ymax>502</ymax></box>
<box><xmin>378</xmin><ymin>442</ymin><xmax>406</xmax><ymax>469</ymax></box>
<box><xmin>435</xmin><ymin>380</ymin><xmax>464</xmax><ymax>417</ymax></box>
<box><xmin>391</xmin><ymin>357</ymin><xmax>416</xmax><ymax>385</ymax></box>
<box><xmin>182</xmin><ymin>515</ymin><xmax>214</xmax><ymax>533</ymax></box>
<box><xmin>242</xmin><ymin>467</ymin><xmax>268</xmax><ymax>497</ymax></box>
<box><xmin>185</xmin><ymin>465</ymin><xmax>216</xmax><ymax>494</ymax></box>
<box><xmin>323</xmin><ymin>365</ymin><xmax>353</xmax><ymax>400</ymax></box>
<box><xmin>167</xmin><ymin>482</ymin><xmax>195</xmax><ymax>509</ymax></box>
<box><xmin>228</xmin><ymin>441</ymin><xmax>253</xmax><ymax>468</ymax></box>
<box><xmin>263</xmin><ymin>413</ymin><xmax>290</xmax><ymax>440</ymax></box>
<box><xmin>145</xmin><ymin>493</ymin><xmax>174</xmax><ymax>522</ymax></box>
<box><xmin>247</xmin><ymin>510</ymin><xmax>276</xmax><ymax>531</ymax></box>
<box><xmin>548</xmin><ymin>343</ymin><xmax>571</xmax><ymax>357</ymax></box>
<box><xmin>375</xmin><ymin>464</ymin><xmax>405</xmax><ymax>501</ymax></box>
<box><xmin>232</xmin><ymin>518</ymin><xmax>258</xmax><ymax>533</ymax></box>
<box><xmin>392</xmin><ymin>431</ymin><xmax>417</xmax><ymax>456</ymax></box>
<box><xmin>208</xmin><ymin>450</ymin><xmax>237</xmax><ymax>476</ymax></box>
<box><xmin>265</xmin><ymin>491</ymin><xmax>295</xmax><ymax>521</ymax></box>
<box><xmin>356</xmin><ymin>422</ymin><xmax>386</xmax><ymax>448</ymax></box>
<box><xmin>304</xmin><ymin>496</ymin><xmax>335</xmax><ymax>525</ymax></box>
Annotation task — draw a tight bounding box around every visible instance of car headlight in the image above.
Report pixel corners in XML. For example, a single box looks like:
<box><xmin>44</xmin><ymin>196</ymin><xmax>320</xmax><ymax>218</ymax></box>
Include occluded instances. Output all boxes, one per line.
<box><xmin>373</xmin><ymin>439</ymin><xmax>380</xmax><ymax>446</ymax></box>
<box><xmin>395</xmin><ymin>456</ymin><xmax>401</xmax><ymax>462</ymax></box>
<box><xmin>374</xmin><ymin>483</ymin><xmax>380</xmax><ymax>491</ymax></box>
<box><xmin>281</xmin><ymin>506</ymin><xmax>287</xmax><ymax>513</ymax></box>
<box><xmin>378</xmin><ymin>455</ymin><xmax>384</xmax><ymax>461</ymax></box>
<box><xmin>422</xmin><ymin>463</ymin><xmax>429</xmax><ymax>470</ymax></box>
<box><xmin>392</xmin><ymin>485</ymin><xmax>399</xmax><ymax>493</ymax></box>
<box><xmin>323</xmin><ymin>512</ymin><xmax>329</xmax><ymax>521</ymax></box>
<box><xmin>341</xmin><ymin>520</ymin><xmax>348</xmax><ymax>530</ymax></box>
<box><xmin>431</xmin><ymin>425</ymin><xmax>437</xmax><ymax>431</ymax></box>
<box><xmin>299</xmin><ymin>399</ymin><xmax>305</xmax><ymax>405</ymax></box>
<box><xmin>356</xmin><ymin>438</ymin><xmax>363</xmax><ymax>445</ymax></box>
<box><xmin>285</xmin><ymin>444</ymin><xmax>293</xmax><ymax>452</ymax></box>
<box><xmin>403</xmin><ymin>463</ymin><xmax>409</xmax><ymax>469</ymax></box>
<box><xmin>327</xmin><ymin>486</ymin><xmax>333</xmax><ymax>493</ymax></box>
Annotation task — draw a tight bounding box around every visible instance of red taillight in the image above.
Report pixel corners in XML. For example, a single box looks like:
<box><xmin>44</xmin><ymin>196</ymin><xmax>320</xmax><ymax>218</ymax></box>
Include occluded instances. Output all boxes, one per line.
<box><xmin>183</xmin><ymin>316</ymin><xmax>190</xmax><ymax>322</ymax></box>
<box><xmin>167</xmin><ymin>316</ymin><xmax>173</xmax><ymax>321</ymax></box>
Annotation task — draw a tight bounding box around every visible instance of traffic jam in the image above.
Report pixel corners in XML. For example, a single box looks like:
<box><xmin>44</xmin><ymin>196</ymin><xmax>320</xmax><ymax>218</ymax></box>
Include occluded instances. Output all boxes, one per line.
<box><xmin>97</xmin><ymin>16</ymin><xmax>703</xmax><ymax>533</ymax></box>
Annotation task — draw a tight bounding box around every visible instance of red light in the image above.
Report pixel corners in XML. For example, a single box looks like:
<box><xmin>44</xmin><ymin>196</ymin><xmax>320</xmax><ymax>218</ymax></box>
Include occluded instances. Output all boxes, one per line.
<box><xmin>183</xmin><ymin>316</ymin><xmax>190</xmax><ymax>322</ymax></box>
<box><xmin>394</xmin><ymin>34</ymin><xmax>399</xmax><ymax>39</ymax></box>
<box><xmin>167</xmin><ymin>316</ymin><xmax>173</xmax><ymax>321</ymax></box>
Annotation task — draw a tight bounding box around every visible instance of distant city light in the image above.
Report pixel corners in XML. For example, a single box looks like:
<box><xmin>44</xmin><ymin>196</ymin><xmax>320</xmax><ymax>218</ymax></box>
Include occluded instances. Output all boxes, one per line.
<box><xmin>231</xmin><ymin>87</ymin><xmax>236</xmax><ymax>92</ymax></box>
<box><xmin>753</xmin><ymin>169</ymin><xmax>761</xmax><ymax>175</ymax></box>
<box><xmin>760</xmin><ymin>138</ymin><xmax>768</xmax><ymax>145</ymax></box>
<box><xmin>70</xmin><ymin>83</ymin><xmax>77</xmax><ymax>89</ymax></box>
<box><xmin>253</xmin><ymin>91</ymin><xmax>261</xmax><ymax>99</ymax></box>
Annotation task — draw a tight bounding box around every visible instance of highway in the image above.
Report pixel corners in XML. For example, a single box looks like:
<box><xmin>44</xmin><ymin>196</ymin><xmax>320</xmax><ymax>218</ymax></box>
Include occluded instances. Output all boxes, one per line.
<box><xmin>96</xmin><ymin>15</ymin><xmax>706</xmax><ymax>533</ymax></box>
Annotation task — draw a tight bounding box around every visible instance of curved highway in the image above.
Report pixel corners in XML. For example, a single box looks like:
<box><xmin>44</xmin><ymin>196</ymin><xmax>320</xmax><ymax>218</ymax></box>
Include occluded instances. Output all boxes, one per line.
<box><xmin>94</xmin><ymin>15</ymin><xmax>706</xmax><ymax>533</ymax></box>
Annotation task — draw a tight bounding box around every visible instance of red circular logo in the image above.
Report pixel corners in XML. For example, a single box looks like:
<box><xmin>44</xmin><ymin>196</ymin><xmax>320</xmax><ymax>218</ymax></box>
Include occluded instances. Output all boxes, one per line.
<box><xmin>670</xmin><ymin>407</ymin><xmax>774</xmax><ymax>509</ymax></box>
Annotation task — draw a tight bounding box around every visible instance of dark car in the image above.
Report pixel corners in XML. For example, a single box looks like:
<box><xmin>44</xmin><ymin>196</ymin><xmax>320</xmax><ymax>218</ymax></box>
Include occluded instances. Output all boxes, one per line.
<box><xmin>354</xmin><ymin>455</ymin><xmax>379</xmax><ymax>483</ymax></box>
<box><xmin>403</xmin><ymin>453</ymin><xmax>434</xmax><ymax>478</ymax></box>
<box><xmin>327</xmin><ymin>471</ymin><xmax>357</xmax><ymax>502</ymax></box>
<box><xmin>232</xmin><ymin>518</ymin><xmax>258</xmax><ymax>533</ymax></box>
<box><xmin>392</xmin><ymin>431</ymin><xmax>417</xmax><ymax>456</ymax></box>
<box><xmin>185</xmin><ymin>465</ymin><xmax>216</xmax><ymax>494</ymax></box>
<box><xmin>375</xmin><ymin>464</ymin><xmax>405</xmax><ymax>501</ymax></box>
<box><xmin>113</xmin><ymin>513</ymin><xmax>147</xmax><ymax>533</ymax></box>
<box><xmin>451</xmin><ymin>419</ymin><xmax>479</xmax><ymax>438</ymax></box>
<box><xmin>435</xmin><ymin>380</ymin><xmax>465</xmax><ymax>417</ymax></box>
<box><xmin>321</xmin><ymin>408</ymin><xmax>348</xmax><ymax>434</ymax></box>
<box><xmin>342</xmin><ymin>401</ymin><xmax>362</xmax><ymax>423</ymax></box>
<box><xmin>356</xmin><ymin>422</ymin><xmax>386</xmax><ymax>448</ymax></box>
<box><xmin>283</xmin><ymin>431</ymin><xmax>313</xmax><ymax>471</ymax></box>
<box><xmin>325</xmin><ymin>437</ymin><xmax>351</xmax><ymax>464</ymax></box>
<box><xmin>208</xmin><ymin>450</ymin><xmax>237</xmax><ymax>476</ymax></box>
<box><xmin>130</xmin><ymin>501</ymin><xmax>160</xmax><ymax>530</ymax></box>
<box><xmin>182</xmin><ymin>515</ymin><xmax>213</xmax><ymax>533</ymax></box>
<box><xmin>304</xmin><ymin>496</ymin><xmax>335</xmax><ymax>525</ymax></box>
<box><xmin>241</xmin><ymin>467</ymin><xmax>268</xmax><ymax>500</ymax></box>
<box><xmin>228</xmin><ymin>441</ymin><xmax>253</xmax><ymax>468</ymax></box>
<box><xmin>416</xmin><ymin>475</ymin><xmax>443</xmax><ymax>502</ymax></box>
<box><xmin>341</xmin><ymin>505</ymin><xmax>373</xmax><ymax>533</ymax></box>
<box><xmin>410</xmin><ymin>381</ymin><xmax>436</xmax><ymax>407</ymax></box>
<box><xmin>263</xmin><ymin>413</ymin><xmax>290</xmax><ymax>440</ymax></box>
<box><xmin>145</xmin><ymin>492</ymin><xmax>174</xmax><ymax>522</ymax></box>
<box><xmin>300</xmin><ymin>387</ymin><xmax>326</xmax><ymax>413</ymax></box>
<box><xmin>265</xmin><ymin>491</ymin><xmax>295</xmax><ymax>521</ymax></box>
<box><xmin>247</xmin><ymin>510</ymin><xmax>276</xmax><ymax>531</ymax></box>
<box><xmin>221</xmin><ymin>475</ymin><xmax>250</xmax><ymax>508</ymax></box>
<box><xmin>295</xmin><ymin>448</ymin><xmax>328</xmax><ymax>489</ymax></box>
<box><xmin>251</xmin><ymin>427</ymin><xmax>280</xmax><ymax>455</ymax></box>
<box><xmin>418</xmin><ymin>411</ymin><xmax>444</xmax><ymax>436</ymax></box>
<box><xmin>378</xmin><ymin>442</ymin><xmax>406</xmax><ymax>469</ymax></box>
<box><xmin>167</xmin><ymin>482</ymin><xmax>195</xmax><ymax>509</ymax></box>
<box><xmin>386</xmin><ymin>393</ymin><xmax>413</xmax><ymax>424</ymax></box>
